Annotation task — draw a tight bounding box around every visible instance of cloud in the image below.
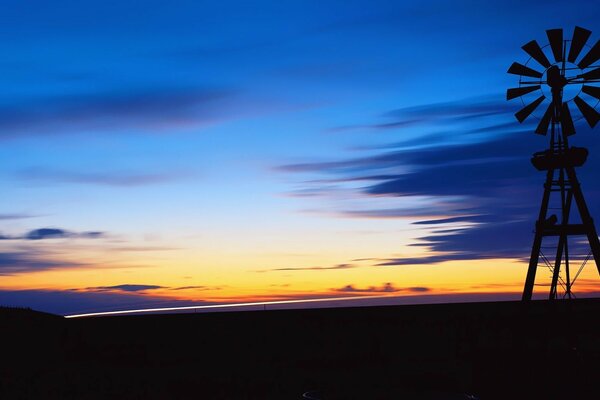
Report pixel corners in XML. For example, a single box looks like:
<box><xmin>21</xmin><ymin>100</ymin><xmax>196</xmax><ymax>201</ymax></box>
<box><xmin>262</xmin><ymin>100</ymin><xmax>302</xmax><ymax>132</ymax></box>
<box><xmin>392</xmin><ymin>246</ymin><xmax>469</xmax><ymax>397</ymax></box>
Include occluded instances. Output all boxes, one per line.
<box><xmin>384</xmin><ymin>97</ymin><xmax>516</xmax><ymax>124</ymax></box>
<box><xmin>405</xmin><ymin>286</ymin><xmax>430</xmax><ymax>292</ymax></box>
<box><xmin>278</xmin><ymin>95</ymin><xmax>600</xmax><ymax>264</ymax></box>
<box><xmin>0</xmin><ymin>213</ymin><xmax>38</xmax><ymax>220</ymax></box>
<box><xmin>25</xmin><ymin>228</ymin><xmax>70</xmax><ymax>240</ymax></box>
<box><xmin>16</xmin><ymin>167</ymin><xmax>189</xmax><ymax>187</ymax></box>
<box><xmin>332</xmin><ymin>283</ymin><xmax>430</xmax><ymax>293</ymax></box>
<box><xmin>259</xmin><ymin>263</ymin><xmax>357</xmax><ymax>272</ymax></box>
<box><xmin>170</xmin><ymin>286</ymin><xmax>221</xmax><ymax>291</ymax></box>
<box><xmin>0</xmin><ymin>87</ymin><xmax>235</xmax><ymax>139</ymax></box>
<box><xmin>412</xmin><ymin>215</ymin><xmax>489</xmax><ymax>225</ymax></box>
<box><xmin>338</xmin><ymin>207</ymin><xmax>450</xmax><ymax>219</ymax></box>
<box><xmin>329</xmin><ymin>119</ymin><xmax>422</xmax><ymax>133</ymax></box>
<box><xmin>84</xmin><ymin>284</ymin><xmax>165</xmax><ymax>293</ymax></box>
<box><xmin>0</xmin><ymin>228</ymin><xmax>106</xmax><ymax>241</ymax></box>
<box><xmin>106</xmin><ymin>246</ymin><xmax>181</xmax><ymax>252</ymax></box>
<box><xmin>0</xmin><ymin>251</ymin><xmax>84</xmax><ymax>275</ymax></box>
<box><xmin>330</xmin><ymin>97</ymin><xmax>516</xmax><ymax>134</ymax></box>
<box><xmin>80</xmin><ymin>284</ymin><xmax>223</xmax><ymax>293</ymax></box>
<box><xmin>375</xmin><ymin>255</ymin><xmax>472</xmax><ymax>266</ymax></box>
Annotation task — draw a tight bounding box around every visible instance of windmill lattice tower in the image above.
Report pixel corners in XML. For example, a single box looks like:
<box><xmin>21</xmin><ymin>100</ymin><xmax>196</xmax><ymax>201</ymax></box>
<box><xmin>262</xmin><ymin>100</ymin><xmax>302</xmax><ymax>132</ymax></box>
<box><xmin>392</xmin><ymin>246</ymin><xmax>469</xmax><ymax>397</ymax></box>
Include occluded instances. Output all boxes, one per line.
<box><xmin>507</xmin><ymin>27</ymin><xmax>600</xmax><ymax>300</ymax></box>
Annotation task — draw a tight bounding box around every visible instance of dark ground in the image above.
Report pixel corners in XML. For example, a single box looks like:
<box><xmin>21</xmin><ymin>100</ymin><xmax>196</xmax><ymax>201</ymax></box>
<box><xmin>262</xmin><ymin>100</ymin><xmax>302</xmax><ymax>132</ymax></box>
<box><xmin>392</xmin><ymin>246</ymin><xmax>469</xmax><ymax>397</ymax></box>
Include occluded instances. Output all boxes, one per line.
<box><xmin>1</xmin><ymin>299</ymin><xmax>599</xmax><ymax>399</ymax></box>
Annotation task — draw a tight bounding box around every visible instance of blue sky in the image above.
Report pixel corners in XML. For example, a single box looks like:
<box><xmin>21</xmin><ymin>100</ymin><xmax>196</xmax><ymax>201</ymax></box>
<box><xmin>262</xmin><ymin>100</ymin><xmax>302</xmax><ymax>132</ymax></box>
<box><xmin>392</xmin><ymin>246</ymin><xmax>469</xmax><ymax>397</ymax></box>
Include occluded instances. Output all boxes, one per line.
<box><xmin>1</xmin><ymin>1</ymin><xmax>599</xmax><ymax>314</ymax></box>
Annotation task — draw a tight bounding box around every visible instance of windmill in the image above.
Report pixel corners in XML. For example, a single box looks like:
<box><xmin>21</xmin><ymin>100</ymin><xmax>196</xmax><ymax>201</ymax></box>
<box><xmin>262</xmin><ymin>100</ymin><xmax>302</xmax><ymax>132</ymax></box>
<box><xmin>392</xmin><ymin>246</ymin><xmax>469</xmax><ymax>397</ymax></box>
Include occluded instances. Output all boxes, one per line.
<box><xmin>507</xmin><ymin>26</ymin><xmax>600</xmax><ymax>301</ymax></box>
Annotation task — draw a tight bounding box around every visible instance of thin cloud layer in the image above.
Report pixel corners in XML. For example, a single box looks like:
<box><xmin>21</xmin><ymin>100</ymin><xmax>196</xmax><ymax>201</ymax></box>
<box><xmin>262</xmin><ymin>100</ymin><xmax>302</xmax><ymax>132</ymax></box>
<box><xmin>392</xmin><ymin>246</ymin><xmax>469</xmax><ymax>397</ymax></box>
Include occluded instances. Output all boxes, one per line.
<box><xmin>0</xmin><ymin>228</ymin><xmax>105</xmax><ymax>241</ymax></box>
<box><xmin>80</xmin><ymin>284</ymin><xmax>223</xmax><ymax>293</ymax></box>
<box><xmin>264</xmin><ymin>263</ymin><xmax>357</xmax><ymax>272</ymax></box>
<box><xmin>0</xmin><ymin>251</ymin><xmax>84</xmax><ymax>275</ymax></box>
<box><xmin>0</xmin><ymin>88</ymin><xmax>236</xmax><ymax>138</ymax></box>
<box><xmin>84</xmin><ymin>284</ymin><xmax>165</xmax><ymax>292</ymax></box>
<box><xmin>0</xmin><ymin>213</ymin><xmax>38</xmax><ymax>220</ymax></box>
<box><xmin>16</xmin><ymin>167</ymin><xmax>189</xmax><ymax>187</ymax></box>
<box><xmin>333</xmin><ymin>283</ymin><xmax>430</xmax><ymax>293</ymax></box>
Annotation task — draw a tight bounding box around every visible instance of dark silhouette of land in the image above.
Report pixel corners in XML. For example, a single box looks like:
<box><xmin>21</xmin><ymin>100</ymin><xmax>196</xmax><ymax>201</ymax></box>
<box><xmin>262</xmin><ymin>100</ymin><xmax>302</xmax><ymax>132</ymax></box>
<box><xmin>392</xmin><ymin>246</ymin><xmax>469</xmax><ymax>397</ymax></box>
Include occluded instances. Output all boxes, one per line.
<box><xmin>1</xmin><ymin>299</ymin><xmax>599</xmax><ymax>399</ymax></box>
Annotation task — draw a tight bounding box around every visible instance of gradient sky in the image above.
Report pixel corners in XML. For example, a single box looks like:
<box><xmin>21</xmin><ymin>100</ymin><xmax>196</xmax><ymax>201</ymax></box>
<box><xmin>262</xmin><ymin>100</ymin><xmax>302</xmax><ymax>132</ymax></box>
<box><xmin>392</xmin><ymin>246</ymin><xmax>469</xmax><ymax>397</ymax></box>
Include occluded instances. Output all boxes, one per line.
<box><xmin>1</xmin><ymin>0</ymin><xmax>599</xmax><ymax>315</ymax></box>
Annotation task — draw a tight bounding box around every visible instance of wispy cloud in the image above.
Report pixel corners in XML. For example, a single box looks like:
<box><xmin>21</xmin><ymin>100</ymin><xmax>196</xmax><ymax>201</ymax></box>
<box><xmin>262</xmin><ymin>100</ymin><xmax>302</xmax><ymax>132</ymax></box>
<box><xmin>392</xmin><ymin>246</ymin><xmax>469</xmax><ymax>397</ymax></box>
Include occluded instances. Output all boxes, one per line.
<box><xmin>329</xmin><ymin>97</ymin><xmax>515</xmax><ymax>134</ymax></box>
<box><xmin>170</xmin><ymin>285</ymin><xmax>222</xmax><ymax>291</ymax></box>
<box><xmin>78</xmin><ymin>284</ymin><xmax>222</xmax><ymax>293</ymax></box>
<box><xmin>105</xmin><ymin>246</ymin><xmax>181</xmax><ymax>253</ymax></box>
<box><xmin>374</xmin><ymin>255</ymin><xmax>469</xmax><ymax>266</ymax></box>
<box><xmin>16</xmin><ymin>167</ymin><xmax>190</xmax><ymax>187</ymax></box>
<box><xmin>0</xmin><ymin>228</ymin><xmax>105</xmax><ymax>241</ymax></box>
<box><xmin>83</xmin><ymin>284</ymin><xmax>165</xmax><ymax>293</ymax></box>
<box><xmin>0</xmin><ymin>251</ymin><xmax>84</xmax><ymax>275</ymax></box>
<box><xmin>0</xmin><ymin>213</ymin><xmax>38</xmax><ymax>220</ymax></box>
<box><xmin>0</xmin><ymin>88</ymin><xmax>236</xmax><ymax>139</ymax></box>
<box><xmin>257</xmin><ymin>263</ymin><xmax>357</xmax><ymax>272</ymax></box>
<box><xmin>332</xmin><ymin>283</ymin><xmax>430</xmax><ymax>293</ymax></box>
<box><xmin>278</xmin><ymin>95</ymin><xmax>600</xmax><ymax>264</ymax></box>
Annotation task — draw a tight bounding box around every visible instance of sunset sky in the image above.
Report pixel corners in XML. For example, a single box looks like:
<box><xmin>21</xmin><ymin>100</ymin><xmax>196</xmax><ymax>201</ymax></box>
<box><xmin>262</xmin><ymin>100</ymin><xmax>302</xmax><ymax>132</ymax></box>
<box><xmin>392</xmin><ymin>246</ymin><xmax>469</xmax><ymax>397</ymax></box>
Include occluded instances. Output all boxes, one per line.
<box><xmin>1</xmin><ymin>0</ymin><xmax>599</xmax><ymax>315</ymax></box>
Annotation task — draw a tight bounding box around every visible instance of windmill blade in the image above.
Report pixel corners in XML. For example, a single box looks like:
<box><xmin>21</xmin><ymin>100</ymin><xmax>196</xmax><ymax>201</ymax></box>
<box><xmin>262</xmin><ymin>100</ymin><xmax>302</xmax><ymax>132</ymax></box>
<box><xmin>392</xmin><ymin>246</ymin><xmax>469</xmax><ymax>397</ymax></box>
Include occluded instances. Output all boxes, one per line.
<box><xmin>506</xmin><ymin>85</ymin><xmax>541</xmax><ymax>100</ymax></box>
<box><xmin>522</xmin><ymin>40</ymin><xmax>551</xmax><ymax>68</ymax></box>
<box><xmin>546</xmin><ymin>28</ymin><xmax>564</xmax><ymax>62</ymax></box>
<box><xmin>574</xmin><ymin>96</ymin><xmax>600</xmax><ymax>128</ymax></box>
<box><xmin>568</xmin><ymin>26</ymin><xmax>592</xmax><ymax>63</ymax></box>
<box><xmin>560</xmin><ymin>102</ymin><xmax>576</xmax><ymax>136</ymax></box>
<box><xmin>582</xmin><ymin>85</ymin><xmax>600</xmax><ymax>100</ymax></box>
<box><xmin>578</xmin><ymin>40</ymin><xmax>600</xmax><ymax>69</ymax></box>
<box><xmin>515</xmin><ymin>95</ymin><xmax>545</xmax><ymax>122</ymax></box>
<box><xmin>507</xmin><ymin>62</ymin><xmax>543</xmax><ymax>78</ymax></box>
<box><xmin>535</xmin><ymin>103</ymin><xmax>553</xmax><ymax>135</ymax></box>
<box><xmin>579</xmin><ymin>67</ymin><xmax>600</xmax><ymax>81</ymax></box>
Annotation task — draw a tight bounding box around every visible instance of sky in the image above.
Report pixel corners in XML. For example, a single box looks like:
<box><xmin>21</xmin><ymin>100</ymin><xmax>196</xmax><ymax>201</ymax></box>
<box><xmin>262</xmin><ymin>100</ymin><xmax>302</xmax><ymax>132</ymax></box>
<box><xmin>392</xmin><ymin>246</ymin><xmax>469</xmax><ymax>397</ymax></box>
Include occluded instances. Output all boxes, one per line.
<box><xmin>1</xmin><ymin>0</ymin><xmax>599</xmax><ymax>315</ymax></box>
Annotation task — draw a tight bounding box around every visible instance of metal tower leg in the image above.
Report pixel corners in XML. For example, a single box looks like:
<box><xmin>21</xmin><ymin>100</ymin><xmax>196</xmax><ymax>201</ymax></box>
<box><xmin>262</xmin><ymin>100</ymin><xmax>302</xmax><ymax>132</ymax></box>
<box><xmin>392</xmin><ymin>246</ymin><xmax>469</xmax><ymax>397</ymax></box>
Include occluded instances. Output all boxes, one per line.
<box><xmin>549</xmin><ymin>235</ymin><xmax>565</xmax><ymax>300</ymax></box>
<box><xmin>564</xmin><ymin>237</ymin><xmax>572</xmax><ymax>299</ymax></box>
<box><xmin>566</xmin><ymin>167</ymin><xmax>600</xmax><ymax>276</ymax></box>
<box><xmin>523</xmin><ymin>169</ymin><xmax>554</xmax><ymax>301</ymax></box>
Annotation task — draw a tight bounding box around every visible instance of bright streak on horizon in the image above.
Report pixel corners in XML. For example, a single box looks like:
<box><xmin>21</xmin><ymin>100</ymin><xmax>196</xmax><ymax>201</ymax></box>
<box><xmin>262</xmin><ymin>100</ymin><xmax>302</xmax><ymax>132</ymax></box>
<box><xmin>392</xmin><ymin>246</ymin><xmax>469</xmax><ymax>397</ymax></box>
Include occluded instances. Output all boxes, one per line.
<box><xmin>64</xmin><ymin>295</ymin><xmax>396</xmax><ymax>319</ymax></box>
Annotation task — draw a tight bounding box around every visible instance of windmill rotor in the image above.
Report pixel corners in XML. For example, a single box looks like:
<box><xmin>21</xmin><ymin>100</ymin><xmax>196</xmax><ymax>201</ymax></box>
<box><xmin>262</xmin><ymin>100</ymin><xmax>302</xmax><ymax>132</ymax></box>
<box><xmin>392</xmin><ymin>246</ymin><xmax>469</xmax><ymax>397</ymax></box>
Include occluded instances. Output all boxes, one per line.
<box><xmin>507</xmin><ymin>26</ymin><xmax>600</xmax><ymax>136</ymax></box>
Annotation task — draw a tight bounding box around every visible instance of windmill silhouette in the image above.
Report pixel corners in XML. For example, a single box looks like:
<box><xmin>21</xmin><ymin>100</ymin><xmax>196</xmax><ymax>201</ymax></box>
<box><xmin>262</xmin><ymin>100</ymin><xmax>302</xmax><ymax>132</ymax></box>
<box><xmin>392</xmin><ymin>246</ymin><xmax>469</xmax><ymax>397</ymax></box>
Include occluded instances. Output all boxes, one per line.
<box><xmin>507</xmin><ymin>27</ymin><xmax>600</xmax><ymax>300</ymax></box>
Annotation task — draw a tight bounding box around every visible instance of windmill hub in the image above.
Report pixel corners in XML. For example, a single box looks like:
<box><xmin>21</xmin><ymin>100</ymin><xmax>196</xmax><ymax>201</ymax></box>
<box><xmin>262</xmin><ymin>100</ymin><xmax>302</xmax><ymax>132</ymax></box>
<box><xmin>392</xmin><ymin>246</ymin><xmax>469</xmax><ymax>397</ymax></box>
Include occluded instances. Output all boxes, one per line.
<box><xmin>541</xmin><ymin>63</ymin><xmax>583</xmax><ymax>103</ymax></box>
<box><xmin>546</xmin><ymin>65</ymin><xmax>568</xmax><ymax>90</ymax></box>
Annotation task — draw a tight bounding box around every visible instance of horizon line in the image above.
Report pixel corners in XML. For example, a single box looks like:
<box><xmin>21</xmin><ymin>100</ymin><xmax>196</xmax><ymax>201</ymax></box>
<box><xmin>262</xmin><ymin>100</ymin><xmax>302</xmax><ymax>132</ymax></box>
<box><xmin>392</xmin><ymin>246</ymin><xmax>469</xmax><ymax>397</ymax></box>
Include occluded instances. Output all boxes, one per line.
<box><xmin>64</xmin><ymin>294</ymin><xmax>397</xmax><ymax>318</ymax></box>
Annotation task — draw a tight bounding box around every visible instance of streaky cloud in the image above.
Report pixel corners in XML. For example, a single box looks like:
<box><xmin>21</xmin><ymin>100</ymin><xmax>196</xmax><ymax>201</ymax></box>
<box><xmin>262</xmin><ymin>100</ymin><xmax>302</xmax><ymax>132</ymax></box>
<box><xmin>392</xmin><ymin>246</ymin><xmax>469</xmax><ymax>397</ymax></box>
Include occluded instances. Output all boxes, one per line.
<box><xmin>375</xmin><ymin>254</ymin><xmax>474</xmax><ymax>266</ymax></box>
<box><xmin>412</xmin><ymin>215</ymin><xmax>490</xmax><ymax>225</ymax></box>
<box><xmin>0</xmin><ymin>87</ymin><xmax>235</xmax><ymax>138</ymax></box>
<box><xmin>16</xmin><ymin>167</ymin><xmax>190</xmax><ymax>187</ymax></box>
<box><xmin>260</xmin><ymin>263</ymin><xmax>357</xmax><ymax>272</ymax></box>
<box><xmin>170</xmin><ymin>285</ymin><xmax>223</xmax><ymax>291</ymax></box>
<box><xmin>25</xmin><ymin>228</ymin><xmax>70</xmax><ymax>240</ymax></box>
<box><xmin>328</xmin><ymin>95</ymin><xmax>514</xmax><ymax>134</ymax></box>
<box><xmin>278</xmin><ymin>95</ymin><xmax>600</xmax><ymax>264</ymax></box>
<box><xmin>333</xmin><ymin>282</ymin><xmax>430</xmax><ymax>293</ymax></box>
<box><xmin>83</xmin><ymin>284</ymin><xmax>165</xmax><ymax>293</ymax></box>
<box><xmin>0</xmin><ymin>228</ymin><xmax>106</xmax><ymax>241</ymax></box>
<box><xmin>0</xmin><ymin>251</ymin><xmax>84</xmax><ymax>275</ymax></box>
<box><xmin>0</xmin><ymin>213</ymin><xmax>38</xmax><ymax>220</ymax></box>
